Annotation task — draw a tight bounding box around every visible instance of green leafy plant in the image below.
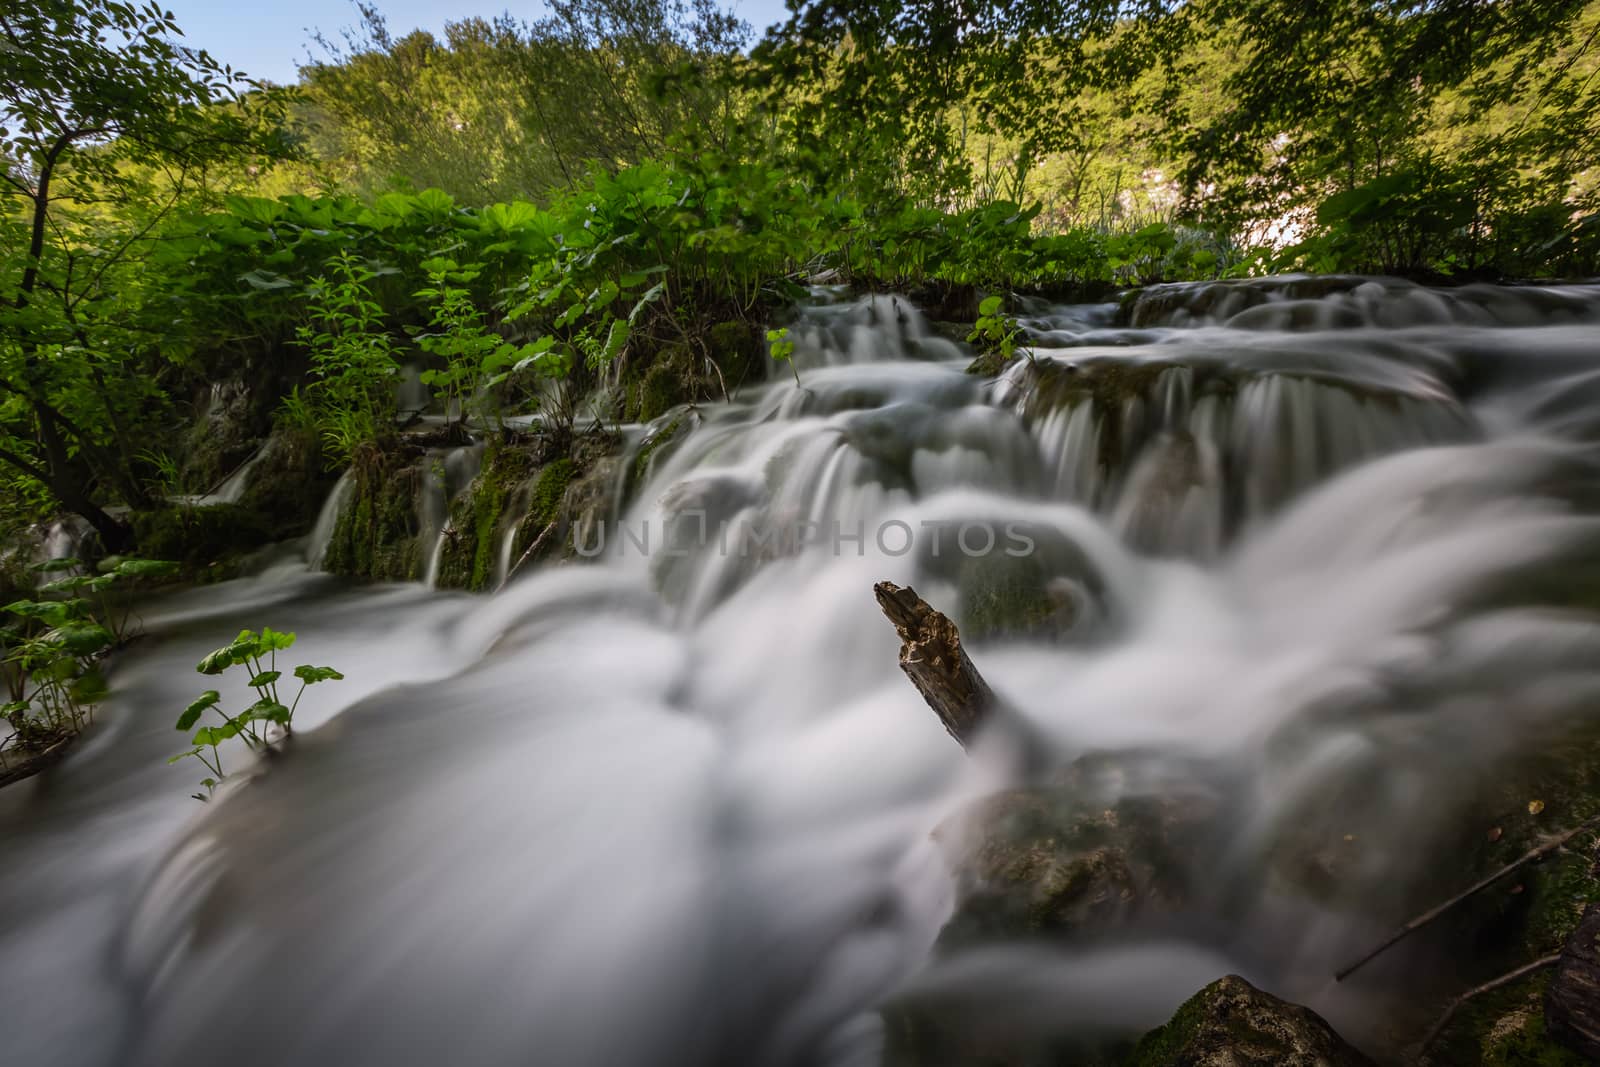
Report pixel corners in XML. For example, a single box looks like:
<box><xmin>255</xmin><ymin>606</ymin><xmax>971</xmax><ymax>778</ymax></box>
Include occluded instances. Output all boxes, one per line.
<box><xmin>293</xmin><ymin>252</ymin><xmax>403</xmax><ymax>463</ymax></box>
<box><xmin>171</xmin><ymin>627</ymin><xmax>344</xmax><ymax>800</ymax></box>
<box><xmin>766</xmin><ymin>327</ymin><xmax>799</xmax><ymax>385</ymax></box>
<box><xmin>968</xmin><ymin>296</ymin><xmax>1024</xmax><ymax>364</ymax></box>
<box><xmin>1</xmin><ymin>557</ymin><xmax>178</xmax><ymax>775</ymax></box>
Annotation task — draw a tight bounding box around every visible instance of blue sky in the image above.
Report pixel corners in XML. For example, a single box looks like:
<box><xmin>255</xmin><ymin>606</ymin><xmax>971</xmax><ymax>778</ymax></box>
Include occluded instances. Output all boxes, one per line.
<box><xmin>164</xmin><ymin>0</ymin><xmax>793</xmax><ymax>86</ymax></box>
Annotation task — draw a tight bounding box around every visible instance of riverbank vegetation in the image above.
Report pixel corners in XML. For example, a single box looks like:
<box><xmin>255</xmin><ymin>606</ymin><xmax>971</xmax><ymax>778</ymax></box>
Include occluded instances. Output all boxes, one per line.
<box><xmin>3</xmin><ymin>0</ymin><xmax>1596</xmax><ymax>553</ymax></box>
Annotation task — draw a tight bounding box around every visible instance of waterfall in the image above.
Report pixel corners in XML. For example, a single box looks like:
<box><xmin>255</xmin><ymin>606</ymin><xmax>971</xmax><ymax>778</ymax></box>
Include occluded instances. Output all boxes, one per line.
<box><xmin>305</xmin><ymin>470</ymin><xmax>355</xmax><ymax>569</ymax></box>
<box><xmin>6</xmin><ymin>279</ymin><xmax>1600</xmax><ymax>1067</ymax></box>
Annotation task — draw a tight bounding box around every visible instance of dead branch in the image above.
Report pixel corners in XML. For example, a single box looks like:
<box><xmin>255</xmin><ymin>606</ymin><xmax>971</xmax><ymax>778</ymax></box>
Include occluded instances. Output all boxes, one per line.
<box><xmin>874</xmin><ymin>581</ymin><xmax>995</xmax><ymax>749</ymax></box>
<box><xmin>1417</xmin><ymin>954</ymin><xmax>1561</xmax><ymax>1061</ymax></box>
<box><xmin>1337</xmin><ymin>814</ymin><xmax>1600</xmax><ymax>982</ymax></box>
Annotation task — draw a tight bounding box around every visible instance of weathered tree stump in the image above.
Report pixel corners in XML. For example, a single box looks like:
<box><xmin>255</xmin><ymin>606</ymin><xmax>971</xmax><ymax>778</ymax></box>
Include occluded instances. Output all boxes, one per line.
<box><xmin>1546</xmin><ymin>902</ymin><xmax>1600</xmax><ymax>1059</ymax></box>
<box><xmin>874</xmin><ymin>581</ymin><xmax>995</xmax><ymax>749</ymax></box>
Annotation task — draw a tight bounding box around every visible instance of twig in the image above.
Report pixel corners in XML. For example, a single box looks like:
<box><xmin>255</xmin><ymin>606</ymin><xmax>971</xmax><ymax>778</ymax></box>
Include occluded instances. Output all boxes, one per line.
<box><xmin>1336</xmin><ymin>814</ymin><xmax>1600</xmax><ymax>982</ymax></box>
<box><xmin>1417</xmin><ymin>953</ymin><xmax>1561</xmax><ymax>1061</ymax></box>
<box><xmin>498</xmin><ymin>521</ymin><xmax>559</xmax><ymax>591</ymax></box>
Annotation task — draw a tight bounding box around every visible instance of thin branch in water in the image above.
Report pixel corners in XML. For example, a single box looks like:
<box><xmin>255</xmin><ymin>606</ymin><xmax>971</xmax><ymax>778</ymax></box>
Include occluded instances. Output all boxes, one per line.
<box><xmin>1336</xmin><ymin>814</ymin><xmax>1600</xmax><ymax>982</ymax></box>
<box><xmin>1417</xmin><ymin>953</ymin><xmax>1562</xmax><ymax>1061</ymax></box>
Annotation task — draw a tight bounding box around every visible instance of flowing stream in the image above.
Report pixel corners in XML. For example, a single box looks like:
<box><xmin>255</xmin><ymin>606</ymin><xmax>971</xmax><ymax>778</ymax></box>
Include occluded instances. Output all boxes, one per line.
<box><xmin>4</xmin><ymin>277</ymin><xmax>1600</xmax><ymax>1066</ymax></box>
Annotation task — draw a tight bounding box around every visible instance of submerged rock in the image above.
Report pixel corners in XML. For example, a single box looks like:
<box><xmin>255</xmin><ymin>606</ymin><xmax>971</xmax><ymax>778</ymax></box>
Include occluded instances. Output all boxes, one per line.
<box><xmin>1127</xmin><ymin>975</ymin><xmax>1375</xmax><ymax>1066</ymax></box>
<box><xmin>934</xmin><ymin>780</ymin><xmax>1213</xmax><ymax>951</ymax></box>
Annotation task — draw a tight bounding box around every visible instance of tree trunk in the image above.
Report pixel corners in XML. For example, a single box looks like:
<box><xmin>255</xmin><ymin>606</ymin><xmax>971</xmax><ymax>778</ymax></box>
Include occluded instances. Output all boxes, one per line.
<box><xmin>34</xmin><ymin>407</ymin><xmax>133</xmax><ymax>553</ymax></box>
<box><xmin>873</xmin><ymin>581</ymin><xmax>996</xmax><ymax>749</ymax></box>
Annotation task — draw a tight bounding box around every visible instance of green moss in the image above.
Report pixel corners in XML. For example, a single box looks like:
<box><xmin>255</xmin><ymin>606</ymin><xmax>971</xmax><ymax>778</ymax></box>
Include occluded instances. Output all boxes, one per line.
<box><xmin>639</xmin><ymin>360</ymin><xmax>689</xmax><ymax>423</ymax></box>
<box><xmin>956</xmin><ymin>553</ymin><xmax>1066</xmax><ymax>641</ymax></box>
<box><xmin>1425</xmin><ymin>971</ymin><xmax>1589</xmax><ymax>1067</ymax></box>
<box><xmin>707</xmin><ymin>319</ymin><xmax>759</xmax><ymax>386</ymax></box>
<box><xmin>1126</xmin><ymin>981</ymin><xmax>1218</xmax><ymax>1066</ymax></box>
<box><xmin>432</xmin><ymin>440</ymin><xmax>548</xmax><ymax>592</ymax></box>
<box><xmin>322</xmin><ymin>446</ymin><xmax>424</xmax><ymax>582</ymax></box>
<box><xmin>965</xmin><ymin>349</ymin><xmax>1009</xmax><ymax>377</ymax></box>
<box><xmin>1127</xmin><ymin>975</ymin><xmax>1372</xmax><ymax>1067</ymax></box>
<box><xmin>131</xmin><ymin>504</ymin><xmax>272</xmax><ymax>575</ymax></box>
<box><xmin>236</xmin><ymin>431</ymin><xmax>338</xmax><ymax>541</ymax></box>
<box><xmin>531</xmin><ymin>458</ymin><xmax>576</xmax><ymax>527</ymax></box>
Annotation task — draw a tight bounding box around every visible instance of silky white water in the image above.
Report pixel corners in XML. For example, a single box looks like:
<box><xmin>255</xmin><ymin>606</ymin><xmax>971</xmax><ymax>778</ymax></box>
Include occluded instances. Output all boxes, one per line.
<box><xmin>2</xmin><ymin>278</ymin><xmax>1600</xmax><ymax>1066</ymax></box>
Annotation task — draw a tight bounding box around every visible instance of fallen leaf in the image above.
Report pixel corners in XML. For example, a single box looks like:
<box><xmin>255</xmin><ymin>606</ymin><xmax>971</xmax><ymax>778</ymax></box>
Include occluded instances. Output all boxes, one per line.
<box><xmin>1529</xmin><ymin>800</ymin><xmax>1546</xmax><ymax>816</ymax></box>
<box><xmin>1487</xmin><ymin>827</ymin><xmax>1503</xmax><ymax>842</ymax></box>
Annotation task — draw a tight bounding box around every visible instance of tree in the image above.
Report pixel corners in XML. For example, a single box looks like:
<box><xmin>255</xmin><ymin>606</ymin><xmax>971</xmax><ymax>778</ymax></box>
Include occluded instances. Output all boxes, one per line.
<box><xmin>748</xmin><ymin>0</ymin><xmax>1187</xmax><ymax>205</ymax></box>
<box><xmin>0</xmin><ymin>0</ymin><xmax>289</xmax><ymax>547</ymax></box>
<box><xmin>297</xmin><ymin>1</ymin><xmax>749</xmax><ymax>203</ymax></box>
<box><xmin>1171</xmin><ymin>0</ymin><xmax>1599</xmax><ymax>272</ymax></box>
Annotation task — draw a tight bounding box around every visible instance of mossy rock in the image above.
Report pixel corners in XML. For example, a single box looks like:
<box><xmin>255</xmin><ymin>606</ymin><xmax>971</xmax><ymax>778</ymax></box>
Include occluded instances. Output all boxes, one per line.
<box><xmin>433</xmin><ymin>438</ymin><xmax>546</xmax><ymax>592</ymax></box>
<box><xmin>235</xmin><ymin>431</ymin><xmax>340</xmax><ymax>541</ymax></box>
<box><xmin>638</xmin><ymin>344</ymin><xmax>696</xmax><ymax>423</ymax></box>
<box><xmin>882</xmin><ymin>776</ymin><xmax>1218</xmax><ymax>1067</ymax></box>
<box><xmin>965</xmin><ymin>348</ymin><xmax>1011</xmax><ymax>378</ymax></box>
<box><xmin>707</xmin><ymin>319</ymin><xmax>762</xmax><ymax>388</ymax></box>
<box><xmin>933</xmin><ymin>786</ymin><xmax>1208</xmax><ymax>951</ymax></box>
<box><xmin>131</xmin><ymin>504</ymin><xmax>273</xmax><ymax>574</ymax></box>
<box><xmin>320</xmin><ymin>444</ymin><xmax>426</xmax><ymax>582</ymax></box>
<box><xmin>1127</xmin><ymin>975</ymin><xmax>1374</xmax><ymax>1066</ymax></box>
<box><xmin>178</xmin><ymin>380</ymin><xmax>260</xmax><ymax>490</ymax></box>
<box><xmin>954</xmin><ymin>552</ymin><xmax>1080</xmax><ymax>642</ymax></box>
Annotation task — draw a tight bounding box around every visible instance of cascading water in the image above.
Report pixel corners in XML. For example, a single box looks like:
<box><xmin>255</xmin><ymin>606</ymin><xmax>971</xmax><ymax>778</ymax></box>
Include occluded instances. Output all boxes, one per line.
<box><xmin>3</xmin><ymin>278</ymin><xmax>1600</xmax><ymax>1067</ymax></box>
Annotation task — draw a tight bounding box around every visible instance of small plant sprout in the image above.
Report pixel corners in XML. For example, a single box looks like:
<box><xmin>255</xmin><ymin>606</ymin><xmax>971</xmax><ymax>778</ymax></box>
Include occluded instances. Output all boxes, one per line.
<box><xmin>171</xmin><ymin>627</ymin><xmax>344</xmax><ymax>800</ymax></box>
<box><xmin>968</xmin><ymin>295</ymin><xmax>1025</xmax><ymax>364</ymax></box>
<box><xmin>767</xmin><ymin>327</ymin><xmax>800</xmax><ymax>385</ymax></box>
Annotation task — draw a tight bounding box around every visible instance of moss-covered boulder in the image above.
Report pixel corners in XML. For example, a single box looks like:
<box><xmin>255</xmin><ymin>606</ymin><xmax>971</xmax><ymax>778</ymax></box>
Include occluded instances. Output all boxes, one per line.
<box><xmin>953</xmin><ymin>552</ymin><xmax>1083</xmax><ymax>642</ymax></box>
<box><xmin>178</xmin><ymin>380</ymin><xmax>261</xmax><ymax>490</ymax></box>
<box><xmin>433</xmin><ymin>437</ymin><xmax>551</xmax><ymax>592</ymax></box>
<box><xmin>131</xmin><ymin>504</ymin><xmax>273</xmax><ymax>575</ymax></box>
<box><xmin>625</xmin><ymin>407</ymin><xmax>698</xmax><ymax>504</ymax></box>
<box><xmin>321</xmin><ymin>443</ymin><xmax>427</xmax><ymax>582</ymax></box>
<box><xmin>636</xmin><ymin>343</ymin><xmax>696</xmax><ymax>423</ymax></box>
<box><xmin>707</xmin><ymin>319</ymin><xmax>763</xmax><ymax>389</ymax></box>
<box><xmin>933</xmin><ymin>787</ymin><xmax>1204</xmax><ymax>951</ymax></box>
<box><xmin>234</xmin><ymin>431</ymin><xmax>340</xmax><ymax>542</ymax></box>
<box><xmin>1128</xmin><ymin>975</ymin><xmax>1375</xmax><ymax>1066</ymax></box>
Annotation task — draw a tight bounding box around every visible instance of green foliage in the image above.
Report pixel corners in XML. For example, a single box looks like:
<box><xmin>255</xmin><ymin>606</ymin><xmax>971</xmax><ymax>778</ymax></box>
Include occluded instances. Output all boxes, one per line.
<box><xmin>765</xmin><ymin>328</ymin><xmax>799</xmax><ymax>386</ymax></box>
<box><xmin>296</xmin><ymin>2</ymin><xmax>749</xmax><ymax>203</ymax></box>
<box><xmin>294</xmin><ymin>252</ymin><xmax>403</xmax><ymax>462</ymax></box>
<box><xmin>0</xmin><ymin>0</ymin><xmax>292</xmax><ymax>548</ymax></box>
<box><xmin>968</xmin><ymin>295</ymin><xmax>1024</xmax><ymax>366</ymax></box>
<box><xmin>1175</xmin><ymin>0</ymin><xmax>1600</xmax><ymax>277</ymax></box>
<box><xmin>0</xmin><ymin>555</ymin><xmax>177</xmax><ymax>771</ymax></box>
<box><xmin>173</xmin><ymin>626</ymin><xmax>344</xmax><ymax>800</ymax></box>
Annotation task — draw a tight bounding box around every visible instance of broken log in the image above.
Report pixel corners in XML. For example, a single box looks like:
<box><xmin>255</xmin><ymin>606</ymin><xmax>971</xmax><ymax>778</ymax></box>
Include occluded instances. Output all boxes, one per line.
<box><xmin>874</xmin><ymin>581</ymin><xmax>996</xmax><ymax>749</ymax></box>
<box><xmin>1546</xmin><ymin>903</ymin><xmax>1600</xmax><ymax>1060</ymax></box>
